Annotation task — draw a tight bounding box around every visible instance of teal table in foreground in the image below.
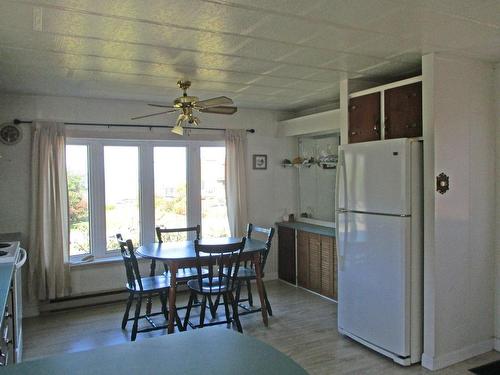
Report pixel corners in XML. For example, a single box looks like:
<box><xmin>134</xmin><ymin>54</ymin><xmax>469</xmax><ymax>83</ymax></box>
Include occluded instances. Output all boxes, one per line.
<box><xmin>3</xmin><ymin>329</ymin><xmax>308</xmax><ymax>375</ymax></box>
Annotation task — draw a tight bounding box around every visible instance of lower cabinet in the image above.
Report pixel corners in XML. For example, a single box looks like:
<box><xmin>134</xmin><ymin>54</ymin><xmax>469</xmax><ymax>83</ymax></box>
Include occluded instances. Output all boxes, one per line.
<box><xmin>296</xmin><ymin>230</ymin><xmax>337</xmax><ymax>300</ymax></box>
<box><xmin>278</xmin><ymin>226</ymin><xmax>296</xmax><ymax>284</ymax></box>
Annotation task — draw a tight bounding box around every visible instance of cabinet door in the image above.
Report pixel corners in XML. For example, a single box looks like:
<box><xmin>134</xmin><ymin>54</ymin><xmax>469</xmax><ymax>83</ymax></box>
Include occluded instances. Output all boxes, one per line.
<box><xmin>384</xmin><ymin>82</ymin><xmax>422</xmax><ymax>139</ymax></box>
<box><xmin>320</xmin><ymin>235</ymin><xmax>335</xmax><ymax>298</ymax></box>
<box><xmin>308</xmin><ymin>233</ymin><xmax>321</xmax><ymax>293</ymax></box>
<box><xmin>278</xmin><ymin>226</ymin><xmax>296</xmax><ymax>284</ymax></box>
<box><xmin>348</xmin><ymin>92</ymin><xmax>381</xmax><ymax>144</ymax></box>
<box><xmin>297</xmin><ymin>230</ymin><xmax>309</xmax><ymax>288</ymax></box>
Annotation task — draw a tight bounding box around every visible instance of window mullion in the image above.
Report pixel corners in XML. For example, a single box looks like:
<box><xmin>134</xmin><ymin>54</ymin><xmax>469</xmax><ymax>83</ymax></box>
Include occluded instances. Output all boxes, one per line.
<box><xmin>89</xmin><ymin>142</ymin><xmax>107</xmax><ymax>259</ymax></box>
<box><xmin>139</xmin><ymin>144</ymin><xmax>155</xmax><ymax>245</ymax></box>
<box><xmin>187</xmin><ymin>144</ymin><xmax>201</xmax><ymax>239</ymax></box>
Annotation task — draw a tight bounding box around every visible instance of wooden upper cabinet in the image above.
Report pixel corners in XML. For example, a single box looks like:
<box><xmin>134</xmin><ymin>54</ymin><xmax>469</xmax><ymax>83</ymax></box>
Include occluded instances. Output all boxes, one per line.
<box><xmin>348</xmin><ymin>92</ymin><xmax>381</xmax><ymax>144</ymax></box>
<box><xmin>384</xmin><ymin>82</ymin><xmax>422</xmax><ymax>139</ymax></box>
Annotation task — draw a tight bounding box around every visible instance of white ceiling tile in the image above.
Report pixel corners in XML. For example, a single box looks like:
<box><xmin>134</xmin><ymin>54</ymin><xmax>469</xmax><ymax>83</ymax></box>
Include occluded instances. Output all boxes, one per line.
<box><xmin>221</xmin><ymin>0</ymin><xmax>319</xmax><ymax>16</ymax></box>
<box><xmin>322</xmin><ymin>53</ymin><xmax>388</xmax><ymax>72</ymax></box>
<box><xmin>246</xmin><ymin>15</ymin><xmax>320</xmax><ymax>44</ymax></box>
<box><xmin>269</xmin><ymin>65</ymin><xmax>329</xmax><ymax>79</ymax></box>
<box><xmin>275</xmin><ymin>47</ymin><xmax>342</xmax><ymax>69</ymax></box>
<box><xmin>305</xmin><ymin>26</ymin><xmax>375</xmax><ymax>52</ymax></box>
<box><xmin>303</xmin><ymin>0</ymin><xmax>406</xmax><ymax>29</ymax></box>
<box><xmin>231</xmin><ymin>39</ymin><xmax>296</xmax><ymax>61</ymax></box>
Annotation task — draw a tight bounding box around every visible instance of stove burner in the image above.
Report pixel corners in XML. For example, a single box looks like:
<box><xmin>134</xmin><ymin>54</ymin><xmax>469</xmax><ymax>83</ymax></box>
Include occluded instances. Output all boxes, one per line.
<box><xmin>0</xmin><ymin>244</ymin><xmax>10</xmax><ymax>248</ymax></box>
<box><xmin>0</xmin><ymin>251</ymin><xmax>7</xmax><ymax>256</ymax></box>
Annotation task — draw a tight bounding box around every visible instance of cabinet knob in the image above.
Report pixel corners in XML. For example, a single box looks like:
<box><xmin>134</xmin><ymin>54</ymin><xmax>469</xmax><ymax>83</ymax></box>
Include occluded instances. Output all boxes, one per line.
<box><xmin>407</xmin><ymin>122</ymin><xmax>418</xmax><ymax>129</ymax></box>
<box><xmin>350</xmin><ymin>131</ymin><xmax>357</xmax><ymax>136</ymax></box>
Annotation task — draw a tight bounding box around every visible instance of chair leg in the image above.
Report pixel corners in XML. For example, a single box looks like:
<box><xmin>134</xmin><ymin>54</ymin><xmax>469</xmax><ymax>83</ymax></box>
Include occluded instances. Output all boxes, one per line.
<box><xmin>222</xmin><ymin>293</ymin><xmax>231</xmax><ymax>326</ymax></box>
<box><xmin>228</xmin><ymin>292</ymin><xmax>242</xmax><ymax>333</ymax></box>
<box><xmin>246</xmin><ymin>279</ymin><xmax>253</xmax><ymax>306</ymax></box>
<box><xmin>199</xmin><ymin>295</ymin><xmax>207</xmax><ymax>328</ymax></box>
<box><xmin>122</xmin><ymin>293</ymin><xmax>134</xmax><ymax>329</ymax></box>
<box><xmin>213</xmin><ymin>294</ymin><xmax>221</xmax><ymax>312</ymax></box>
<box><xmin>208</xmin><ymin>296</ymin><xmax>217</xmax><ymax>319</ymax></box>
<box><xmin>131</xmin><ymin>295</ymin><xmax>142</xmax><ymax>341</ymax></box>
<box><xmin>183</xmin><ymin>292</ymin><xmax>195</xmax><ymax>330</ymax></box>
<box><xmin>159</xmin><ymin>291</ymin><xmax>168</xmax><ymax>321</ymax></box>
<box><xmin>235</xmin><ymin>281</ymin><xmax>242</xmax><ymax>304</ymax></box>
<box><xmin>263</xmin><ymin>284</ymin><xmax>273</xmax><ymax>316</ymax></box>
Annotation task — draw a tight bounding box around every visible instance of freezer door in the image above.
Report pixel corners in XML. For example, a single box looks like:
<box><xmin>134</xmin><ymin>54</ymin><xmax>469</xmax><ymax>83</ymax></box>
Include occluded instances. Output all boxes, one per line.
<box><xmin>339</xmin><ymin>139</ymin><xmax>411</xmax><ymax>215</ymax></box>
<box><xmin>337</xmin><ymin>212</ymin><xmax>411</xmax><ymax>357</ymax></box>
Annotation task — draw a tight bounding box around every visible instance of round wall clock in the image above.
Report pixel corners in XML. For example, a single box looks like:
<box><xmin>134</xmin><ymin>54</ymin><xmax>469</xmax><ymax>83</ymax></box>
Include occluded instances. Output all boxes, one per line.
<box><xmin>0</xmin><ymin>123</ymin><xmax>23</xmax><ymax>145</ymax></box>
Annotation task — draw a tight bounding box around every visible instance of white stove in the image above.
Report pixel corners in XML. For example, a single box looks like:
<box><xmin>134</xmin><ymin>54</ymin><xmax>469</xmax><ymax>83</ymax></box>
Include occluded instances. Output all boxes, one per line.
<box><xmin>0</xmin><ymin>241</ymin><xmax>19</xmax><ymax>263</ymax></box>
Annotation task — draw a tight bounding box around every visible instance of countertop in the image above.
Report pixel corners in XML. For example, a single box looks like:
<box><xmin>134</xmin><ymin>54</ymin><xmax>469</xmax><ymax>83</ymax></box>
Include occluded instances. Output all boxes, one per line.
<box><xmin>277</xmin><ymin>221</ymin><xmax>335</xmax><ymax>237</ymax></box>
<box><xmin>2</xmin><ymin>329</ymin><xmax>308</xmax><ymax>374</ymax></box>
<box><xmin>0</xmin><ymin>241</ymin><xmax>19</xmax><ymax>327</ymax></box>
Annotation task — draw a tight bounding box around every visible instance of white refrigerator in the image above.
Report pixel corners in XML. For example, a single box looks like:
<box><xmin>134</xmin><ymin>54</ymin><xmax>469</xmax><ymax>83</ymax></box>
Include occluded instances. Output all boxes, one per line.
<box><xmin>335</xmin><ymin>138</ymin><xmax>423</xmax><ymax>366</ymax></box>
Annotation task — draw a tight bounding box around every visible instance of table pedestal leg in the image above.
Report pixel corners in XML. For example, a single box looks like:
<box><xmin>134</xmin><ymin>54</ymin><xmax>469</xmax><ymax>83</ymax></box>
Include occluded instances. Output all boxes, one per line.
<box><xmin>253</xmin><ymin>253</ymin><xmax>268</xmax><ymax>327</ymax></box>
<box><xmin>146</xmin><ymin>259</ymin><xmax>156</xmax><ymax>315</ymax></box>
<box><xmin>168</xmin><ymin>263</ymin><xmax>178</xmax><ymax>334</ymax></box>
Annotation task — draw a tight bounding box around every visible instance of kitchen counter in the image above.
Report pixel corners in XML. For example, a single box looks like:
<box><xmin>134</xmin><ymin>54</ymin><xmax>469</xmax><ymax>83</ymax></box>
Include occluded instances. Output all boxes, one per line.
<box><xmin>276</xmin><ymin>221</ymin><xmax>335</xmax><ymax>237</ymax></box>
<box><xmin>2</xmin><ymin>329</ymin><xmax>308</xmax><ymax>374</ymax></box>
<box><xmin>0</xmin><ymin>241</ymin><xmax>19</xmax><ymax>328</ymax></box>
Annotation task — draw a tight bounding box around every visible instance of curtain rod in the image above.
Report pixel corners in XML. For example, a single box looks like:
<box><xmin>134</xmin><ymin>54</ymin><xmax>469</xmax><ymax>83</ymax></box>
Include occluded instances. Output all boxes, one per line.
<box><xmin>12</xmin><ymin>119</ymin><xmax>255</xmax><ymax>133</ymax></box>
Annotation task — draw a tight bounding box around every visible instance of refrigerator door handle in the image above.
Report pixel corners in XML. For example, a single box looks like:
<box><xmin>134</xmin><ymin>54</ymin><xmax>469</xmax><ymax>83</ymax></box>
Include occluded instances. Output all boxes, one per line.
<box><xmin>335</xmin><ymin>150</ymin><xmax>347</xmax><ymax>269</ymax></box>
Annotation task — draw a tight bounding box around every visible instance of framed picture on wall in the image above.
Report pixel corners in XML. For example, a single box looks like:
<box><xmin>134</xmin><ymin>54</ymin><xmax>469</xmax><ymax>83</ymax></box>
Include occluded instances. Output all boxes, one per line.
<box><xmin>252</xmin><ymin>154</ymin><xmax>267</xmax><ymax>170</ymax></box>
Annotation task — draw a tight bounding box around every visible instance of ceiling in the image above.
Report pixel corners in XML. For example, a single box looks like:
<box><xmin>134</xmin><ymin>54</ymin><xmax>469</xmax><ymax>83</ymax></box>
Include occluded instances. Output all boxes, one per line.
<box><xmin>0</xmin><ymin>0</ymin><xmax>498</xmax><ymax>112</ymax></box>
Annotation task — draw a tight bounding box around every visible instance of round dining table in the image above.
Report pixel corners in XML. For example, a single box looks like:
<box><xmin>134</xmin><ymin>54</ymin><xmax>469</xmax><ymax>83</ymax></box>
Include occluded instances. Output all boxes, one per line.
<box><xmin>136</xmin><ymin>237</ymin><xmax>269</xmax><ymax>334</ymax></box>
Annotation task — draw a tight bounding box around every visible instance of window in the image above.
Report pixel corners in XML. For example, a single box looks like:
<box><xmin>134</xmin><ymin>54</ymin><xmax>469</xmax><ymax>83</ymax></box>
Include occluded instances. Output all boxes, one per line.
<box><xmin>200</xmin><ymin>147</ymin><xmax>230</xmax><ymax>238</ymax></box>
<box><xmin>65</xmin><ymin>140</ymin><xmax>228</xmax><ymax>260</ymax></box>
<box><xmin>154</xmin><ymin>147</ymin><xmax>187</xmax><ymax>241</ymax></box>
<box><xmin>104</xmin><ymin>146</ymin><xmax>140</xmax><ymax>250</ymax></box>
<box><xmin>66</xmin><ymin>145</ymin><xmax>90</xmax><ymax>256</ymax></box>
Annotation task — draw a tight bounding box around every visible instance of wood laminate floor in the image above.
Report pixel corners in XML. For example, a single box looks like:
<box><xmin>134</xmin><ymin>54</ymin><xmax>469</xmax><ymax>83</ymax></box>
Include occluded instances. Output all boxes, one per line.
<box><xmin>24</xmin><ymin>280</ymin><xmax>499</xmax><ymax>374</ymax></box>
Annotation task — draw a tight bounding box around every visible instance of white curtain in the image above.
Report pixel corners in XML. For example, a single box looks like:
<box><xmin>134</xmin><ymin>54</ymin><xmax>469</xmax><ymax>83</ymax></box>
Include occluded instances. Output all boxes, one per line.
<box><xmin>225</xmin><ymin>129</ymin><xmax>248</xmax><ymax>237</ymax></box>
<box><xmin>28</xmin><ymin>121</ymin><xmax>71</xmax><ymax>301</ymax></box>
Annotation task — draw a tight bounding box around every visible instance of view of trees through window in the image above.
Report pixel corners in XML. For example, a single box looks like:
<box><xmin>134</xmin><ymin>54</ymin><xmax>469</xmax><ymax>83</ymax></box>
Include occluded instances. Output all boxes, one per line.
<box><xmin>201</xmin><ymin>147</ymin><xmax>230</xmax><ymax>238</ymax></box>
<box><xmin>66</xmin><ymin>145</ymin><xmax>90</xmax><ymax>256</ymax></box>
<box><xmin>104</xmin><ymin>146</ymin><xmax>140</xmax><ymax>250</ymax></box>
<box><xmin>154</xmin><ymin>147</ymin><xmax>187</xmax><ymax>242</ymax></box>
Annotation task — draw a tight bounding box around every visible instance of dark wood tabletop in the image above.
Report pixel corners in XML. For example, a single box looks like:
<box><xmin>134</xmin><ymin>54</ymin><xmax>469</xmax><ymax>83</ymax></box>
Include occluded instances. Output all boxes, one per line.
<box><xmin>136</xmin><ymin>237</ymin><xmax>267</xmax><ymax>261</ymax></box>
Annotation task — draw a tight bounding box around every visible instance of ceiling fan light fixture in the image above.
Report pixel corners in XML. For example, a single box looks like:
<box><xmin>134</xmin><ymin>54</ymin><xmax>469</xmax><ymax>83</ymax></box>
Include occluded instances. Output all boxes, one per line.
<box><xmin>171</xmin><ymin>125</ymin><xmax>184</xmax><ymax>136</ymax></box>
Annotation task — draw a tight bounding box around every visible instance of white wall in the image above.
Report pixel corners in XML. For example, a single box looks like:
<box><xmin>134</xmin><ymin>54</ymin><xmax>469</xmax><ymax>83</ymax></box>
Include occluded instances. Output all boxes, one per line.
<box><xmin>421</xmin><ymin>54</ymin><xmax>496</xmax><ymax>370</ymax></box>
<box><xmin>0</xmin><ymin>94</ymin><xmax>297</xmax><ymax>311</ymax></box>
<box><xmin>495</xmin><ymin>63</ymin><xmax>500</xmax><ymax>351</ymax></box>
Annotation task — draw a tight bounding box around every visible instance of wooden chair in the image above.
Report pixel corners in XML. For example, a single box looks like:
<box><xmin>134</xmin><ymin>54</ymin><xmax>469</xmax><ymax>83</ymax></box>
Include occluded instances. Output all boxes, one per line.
<box><xmin>155</xmin><ymin>225</ymin><xmax>215</xmax><ymax>322</ymax></box>
<box><xmin>155</xmin><ymin>225</ymin><xmax>202</xmax><ymax>281</ymax></box>
<box><xmin>235</xmin><ymin>224</ymin><xmax>275</xmax><ymax>316</ymax></box>
<box><xmin>116</xmin><ymin>234</ymin><xmax>182</xmax><ymax>341</ymax></box>
<box><xmin>183</xmin><ymin>238</ymin><xmax>246</xmax><ymax>333</ymax></box>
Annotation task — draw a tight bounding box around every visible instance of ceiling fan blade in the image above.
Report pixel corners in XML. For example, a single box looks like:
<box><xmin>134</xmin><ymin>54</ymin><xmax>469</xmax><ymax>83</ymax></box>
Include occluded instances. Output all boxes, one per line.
<box><xmin>148</xmin><ymin>104</ymin><xmax>175</xmax><ymax>108</ymax></box>
<box><xmin>131</xmin><ymin>110</ymin><xmax>176</xmax><ymax>120</ymax></box>
<box><xmin>194</xmin><ymin>96</ymin><xmax>233</xmax><ymax>108</ymax></box>
<box><xmin>199</xmin><ymin>106</ymin><xmax>238</xmax><ymax>115</ymax></box>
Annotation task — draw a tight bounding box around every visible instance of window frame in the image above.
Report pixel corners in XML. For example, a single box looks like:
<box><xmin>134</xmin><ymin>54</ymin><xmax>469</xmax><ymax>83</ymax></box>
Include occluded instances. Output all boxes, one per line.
<box><xmin>66</xmin><ymin>137</ymin><xmax>225</xmax><ymax>261</ymax></box>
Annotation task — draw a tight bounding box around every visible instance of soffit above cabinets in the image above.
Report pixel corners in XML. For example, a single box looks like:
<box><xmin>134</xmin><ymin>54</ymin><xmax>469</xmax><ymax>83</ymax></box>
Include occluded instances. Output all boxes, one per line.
<box><xmin>0</xmin><ymin>0</ymin><xmax>498</xmax><ymax>112</ymax></box>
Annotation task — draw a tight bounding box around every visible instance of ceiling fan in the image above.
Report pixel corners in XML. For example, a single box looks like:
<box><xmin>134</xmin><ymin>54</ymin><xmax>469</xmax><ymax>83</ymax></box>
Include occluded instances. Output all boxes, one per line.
<box><xmin>131</xmin><ymin>80</ymin><xmax>238</xmax><ymax>135</ymax></box>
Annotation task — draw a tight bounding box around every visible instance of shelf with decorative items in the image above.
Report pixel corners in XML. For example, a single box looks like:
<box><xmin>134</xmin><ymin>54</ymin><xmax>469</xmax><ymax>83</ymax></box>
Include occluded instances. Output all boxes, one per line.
<box><xmin>281</xmin><ymin>156</ymin><xmax>337</xmax><ymax>169</ymax></box>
